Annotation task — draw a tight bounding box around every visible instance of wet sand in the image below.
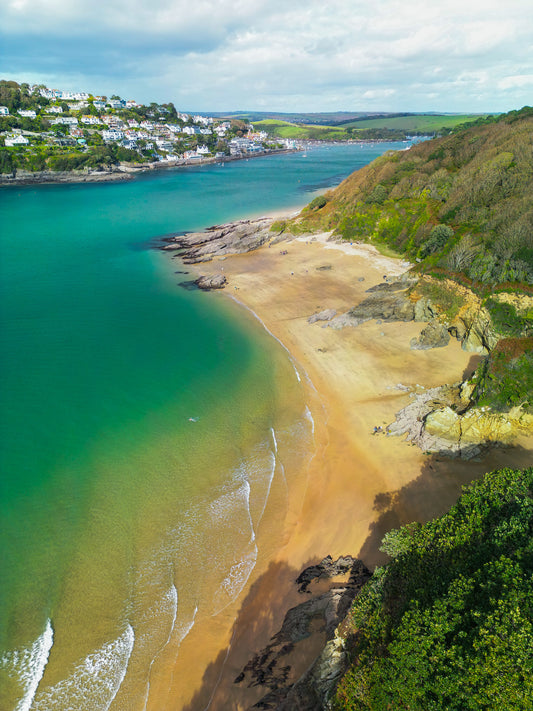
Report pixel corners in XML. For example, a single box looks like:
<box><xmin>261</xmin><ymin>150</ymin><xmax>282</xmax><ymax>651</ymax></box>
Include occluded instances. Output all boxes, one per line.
<box><xmin>148</xmin><ymin>232</ymin><xmax>533</xmax><ymax>710</ymax></box>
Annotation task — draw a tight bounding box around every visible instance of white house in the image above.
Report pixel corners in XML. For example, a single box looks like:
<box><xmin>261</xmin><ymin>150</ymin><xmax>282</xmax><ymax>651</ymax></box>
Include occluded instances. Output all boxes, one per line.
<box><xmin>44</xmin><ymin>105</ymin><xmax>63</xmax><ymax>114</ymax></box>
<box><xmin>0</xmin><ymin>106</ymin><xmax>9</xmax><ymax>115</ymax></box>
<box><xmin>93</xmin><ymin>101</ymin><xmax>106</xmax><ymax>110</ymax></box>
<box><xmin>68</xmin><ymin>102</ymin><xmax>88</xmax><ymax>112</ymax></box>
<box><xmin>155</xmin><ymin>139</ymin><xmax>173</xmax><ymax>151</ymax></box>
<box><xmin>126</xmin><ymin>100</ymin><xmax>139</xmax><ymax>108</ymax></box>
<box><xmin>102</xmin><ymin>129</ymin><xmax>124</xmax><ymax>141</ymax></box>
<box><xmin>59</xmin><ymin>91</ymin><xmax>90</xmax><ymax>101</ymax></box>
<box><xmin>128</xmin><ymin>119</ymin><xmax>139</xmax><ymax>128</ymax></box>
<box><xmin>51</xmin><ymin>116</ymin><xmax>79</xmax><ymax>125</ymax></box>
<box><xmin>18</xmin><ymin>109</ymin><xmax>37</xmax><ymax>119</ymax></box>
<box><xmin>196</xmin><ymin>145</ymin><xmax>210</xmax><ymax>155</ymax></box>
<box><xmin>5</xmin><ymin>134</ymin><xmax>30</xmax><ymax>147</ymax></box>
<box><xmin>81</xmin><ymin>115</ymin><xmax>102</xmax><ymax>125</ymax></box>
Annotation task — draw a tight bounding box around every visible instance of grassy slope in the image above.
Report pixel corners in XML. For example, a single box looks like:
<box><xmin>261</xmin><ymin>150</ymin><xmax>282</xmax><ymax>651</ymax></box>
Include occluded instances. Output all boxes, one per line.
<box><xmin>255</xmin><ymin>114</ymin><xmax>492</xmax><ymax>141</ymax></box>
<box><xmin>343</xmin><ymin>113</ymin><xmax>489</xmax><ymax>132</ymax></box>
<box><xmin>254</xmin><ymin>119</ymin><xmax>349</xmax><ymax>140</ymax></box>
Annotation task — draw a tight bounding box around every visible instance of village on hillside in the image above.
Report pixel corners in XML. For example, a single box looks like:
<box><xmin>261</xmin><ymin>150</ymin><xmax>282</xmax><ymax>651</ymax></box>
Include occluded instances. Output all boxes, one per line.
<box><xmin>0</xmin><ymin>81</ymin><xmax>297</xmax><ymax>175</ymax></box>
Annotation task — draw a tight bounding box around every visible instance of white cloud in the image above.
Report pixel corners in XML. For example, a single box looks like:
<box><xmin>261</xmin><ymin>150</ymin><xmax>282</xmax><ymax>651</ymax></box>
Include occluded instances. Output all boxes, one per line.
<box><xmin>1</xmin><ymin>0</ymin><xmax>532</xmax><ymax>111</ymax></box>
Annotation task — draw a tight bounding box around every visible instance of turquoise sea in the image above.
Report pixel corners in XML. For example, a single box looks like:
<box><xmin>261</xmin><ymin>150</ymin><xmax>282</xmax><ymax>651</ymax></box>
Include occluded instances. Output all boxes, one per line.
<box><xmin>0</xmin><ymin>143</ymin><xmax>409</xmax><ymax>710</ymax></box>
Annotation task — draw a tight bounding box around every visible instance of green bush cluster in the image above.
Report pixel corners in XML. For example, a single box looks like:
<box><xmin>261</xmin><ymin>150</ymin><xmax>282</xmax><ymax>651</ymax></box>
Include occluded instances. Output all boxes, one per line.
<box><xmin>471</xmin><ymin>339</ymin><xmax>533</xmax><ymax>412</ymax></box>
<box><xmin>485</xmin><ymin>299</ymin><xmax>533</xmax><ymax>337</ymax></box>
<box><xmin>335</xmin><ymin>467</ymin><xmax>533</xmax><ymax>710</ymax></box>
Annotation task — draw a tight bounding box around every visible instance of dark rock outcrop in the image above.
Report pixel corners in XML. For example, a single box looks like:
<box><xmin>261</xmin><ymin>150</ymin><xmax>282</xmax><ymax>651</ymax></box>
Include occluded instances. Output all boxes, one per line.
<box><xmin>194</xmin><ymin>274</ymin><xmax>227</xmax><ymax>290</ymax></box>
<box><xmin>327</xmin><ymin>276</ymin><xmax>436</xmax><ymax>329</ymax></box>
<box><xmin>235</xmin><ymin>556</ymin><xmax>371</xmax><ymax>710</ymax></box>
<box><xmin>410</xmin><ymin>319</ymin><xmax>451</xmax><ymax>350</ymax></box>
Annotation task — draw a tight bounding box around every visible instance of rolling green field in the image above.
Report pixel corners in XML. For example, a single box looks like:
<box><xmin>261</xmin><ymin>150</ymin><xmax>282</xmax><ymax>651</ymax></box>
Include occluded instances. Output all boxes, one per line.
<box><xmin>342</xmin><ymin>113</ymin><xmax>489</xmax><ymax>131</ymax></box>
<box><xmin>254</xmin><ymin>114</ymin><xmax>491</xmax><ymax>141</ymax></box>
<box><xmin>255</xmin><ymin>119</ymin><xmax>348</xmax><ymax>140</ymax></box>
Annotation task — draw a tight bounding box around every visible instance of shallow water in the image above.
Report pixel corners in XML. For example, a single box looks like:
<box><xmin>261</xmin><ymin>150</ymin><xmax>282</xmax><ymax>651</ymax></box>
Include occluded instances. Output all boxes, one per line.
<box><xmin>0</xmin><ymin>142</ymin><xmax>409</xmax><ymax>710</ymax></box>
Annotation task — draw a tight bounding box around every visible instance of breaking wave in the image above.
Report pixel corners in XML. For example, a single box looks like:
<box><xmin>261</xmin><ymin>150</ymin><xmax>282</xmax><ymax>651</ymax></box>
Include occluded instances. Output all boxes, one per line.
<box><xmin>32</xmin><ymin>624</ymin><xmax>134</xmax><ymax>711</ymax></box>
<box><xmin>0</xmin><ymin>618</ymin><xmax>54</xmax><ymax>711</ymax></box>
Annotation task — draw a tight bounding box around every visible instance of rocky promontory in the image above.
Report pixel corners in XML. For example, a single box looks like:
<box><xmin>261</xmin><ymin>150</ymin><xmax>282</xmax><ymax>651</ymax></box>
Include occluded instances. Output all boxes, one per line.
<box><xmin>161</xmin><ymin>217</ymin><xmax>289</xmax><ymax>263</ymax></box>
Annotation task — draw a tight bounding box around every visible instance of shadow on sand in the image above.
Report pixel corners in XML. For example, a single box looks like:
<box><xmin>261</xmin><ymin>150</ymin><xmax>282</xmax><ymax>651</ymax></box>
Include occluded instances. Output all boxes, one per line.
<box><xmin>180</xmin><ymin>444</ymin><xmax>532</xmax><ymax>710</ymax></box>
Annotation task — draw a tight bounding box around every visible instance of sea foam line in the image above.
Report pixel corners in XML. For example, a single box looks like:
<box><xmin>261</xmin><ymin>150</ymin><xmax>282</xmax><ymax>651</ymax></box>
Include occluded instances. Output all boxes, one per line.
<box><xmin>0</xmin><ymin>618</ymin><xmax>54</xmax><ymax>711</ymax></box>
<box><xmin>228</xmin><ymin>295</ymin><xmax>306</xmax><ymax>387</ymax></box>
<box><xmin>142</xmin><ymin>584</ymin><xmax>178</xmax><ymax>711</ymax></box>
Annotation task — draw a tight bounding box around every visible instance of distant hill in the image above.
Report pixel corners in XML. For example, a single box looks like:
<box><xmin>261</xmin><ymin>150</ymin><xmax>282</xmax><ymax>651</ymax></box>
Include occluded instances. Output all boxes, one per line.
<box><xmin>209</xmin><ymin>111</ymin><xmax>378</xmax><ymax>125</ymax></box>
<box><xmin>340</xmin><ymin>113</ymin><xmax>490</xmax><ymax>132</ymax></box>
<box><xmin>226</xmin><ymin>112</ymin><xmax>495</xmax><ymax>142</ymax></box>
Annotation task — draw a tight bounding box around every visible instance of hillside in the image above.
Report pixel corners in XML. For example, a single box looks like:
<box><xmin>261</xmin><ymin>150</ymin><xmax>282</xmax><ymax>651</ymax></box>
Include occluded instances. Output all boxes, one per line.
<box><xmin>340</xmin><ymin>113</ymin><xmax>488</xmax><ymax>132</ymax></box>
<box><xmin>291</xmin><ymin>106</ymin><xmax>533</xmax><ymax>288</ymax></box>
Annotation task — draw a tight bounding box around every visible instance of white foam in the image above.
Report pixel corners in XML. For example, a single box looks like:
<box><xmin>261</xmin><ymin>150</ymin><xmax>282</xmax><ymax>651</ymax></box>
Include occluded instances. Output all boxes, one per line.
<box><xmin>32</xmin><ymin>624</ymin><xmax>134</xmax><ymax>711</ymax></box>
<box><xmin>228</xmin><ymin>296</ymin><xmax>307</xmax><ymax>388</ymax></box>
<box><xmin>0</xmin><ymin>618</ymin><xmax>54</xmax><ymax>711</ymax></box>
<box><xmin>211</xmin><ymin>549</ymin><xmax>257</xmax><ymax>617</ymax></box>
<box><xmin>304</xmin><ymin>405</ymin><xmax>315</xmax><ymax>435</ymax></box>
<box><xmin>270</xmin><ymin>427</ymin><xmax>278</xmax><ymax>454</ymax></box>
<box><xmin>143</xmin><ymin>585</ymin><xmax>178</xmax><ymax>711</ymax></box>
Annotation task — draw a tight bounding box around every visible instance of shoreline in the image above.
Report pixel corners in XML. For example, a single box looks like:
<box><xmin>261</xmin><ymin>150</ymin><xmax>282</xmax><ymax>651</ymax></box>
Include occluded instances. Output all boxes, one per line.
<box><xmin>0</xmin><ymin>148</ymin><xmax>299</xmax><ymax>188</ymax></box>
<box><xmin>152</xmin><ymin>224</ymin><xmax>533</xmax><ymax>709</ymax></box>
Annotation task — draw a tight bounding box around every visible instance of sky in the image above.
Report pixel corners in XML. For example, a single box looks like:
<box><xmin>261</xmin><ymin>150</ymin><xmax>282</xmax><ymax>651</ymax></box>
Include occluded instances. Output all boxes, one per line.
<box><xmin>1</xmin><ymin>0</ymin><xmax>532</xmax><ymax>113</ymax></box>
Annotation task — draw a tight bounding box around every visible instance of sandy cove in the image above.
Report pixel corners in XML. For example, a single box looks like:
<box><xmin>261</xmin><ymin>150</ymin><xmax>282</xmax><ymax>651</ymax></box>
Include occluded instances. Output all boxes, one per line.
<box><xmin>149</xmin><ymin>231</ymin><xmax>533</xmax><ymax>710</ymax></box>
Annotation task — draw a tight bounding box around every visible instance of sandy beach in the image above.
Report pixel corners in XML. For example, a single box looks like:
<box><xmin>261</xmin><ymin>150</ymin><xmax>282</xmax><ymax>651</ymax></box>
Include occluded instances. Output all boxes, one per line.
<box><xmin>149</xmin><ymin>230</ymin><xmax>533</xmax><ymax>710</ymax></box>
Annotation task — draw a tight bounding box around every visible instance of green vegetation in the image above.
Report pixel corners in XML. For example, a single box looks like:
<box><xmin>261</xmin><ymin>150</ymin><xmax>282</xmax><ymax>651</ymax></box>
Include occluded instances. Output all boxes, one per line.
<box><xmin>254</xmin><ymin>119</ymin><xmax>350</xmax><ymax>141</ymax></box>
<box><xmin>485</xmin><ymin>299</ymin><xmax>533</xmax><ymax>338</ymax></box>
<box><xmin>292</xmin><ymin>106</ymin><xmax>533</xmax><ymax>289</ymax></box>
<box><xmin>250</xmin><ymin>113</ymin><xmax>492</xmax><ymax>142</ymax></box>
<box><xmin>335</xmin><ymin>466</ymin><xmax>533</xmax><ymax>710</ymax></box>
<box><xmin>416</xmin><ymin>278</ymin><xmax>467</xmax><ymax>320</ymax></box>
<box><xmin>341</xmin><ymin>113</ymin><xmax>489</xmax><ymax>133</ymax></box>
<box><xmin>470</xmin><ymin>339</ymin><xmax>533</xmax><ymax>412</ymax></box>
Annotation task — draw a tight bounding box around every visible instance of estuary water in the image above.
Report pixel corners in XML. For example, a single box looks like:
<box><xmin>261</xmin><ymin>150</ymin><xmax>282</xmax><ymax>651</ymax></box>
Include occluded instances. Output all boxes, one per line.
<box><xmin>0</xmin><ymin>142</ymin><xmax>408</xmax><ymax>710</ymax></box>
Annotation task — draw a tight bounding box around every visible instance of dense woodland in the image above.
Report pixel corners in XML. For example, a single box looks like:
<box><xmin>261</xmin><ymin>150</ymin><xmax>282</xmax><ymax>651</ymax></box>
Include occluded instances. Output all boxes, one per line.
<box><xmin>334</xmin><ymin>467</ymin><xmax>533</xmax><ymax>710</ymax></box>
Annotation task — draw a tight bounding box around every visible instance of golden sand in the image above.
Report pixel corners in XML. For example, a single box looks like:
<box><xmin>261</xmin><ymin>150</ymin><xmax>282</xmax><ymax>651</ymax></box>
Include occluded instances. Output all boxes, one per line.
<box><xmin>147</xmin><ymin>232</ymin><xmax>533</xmax><ymax>710</ymax></box>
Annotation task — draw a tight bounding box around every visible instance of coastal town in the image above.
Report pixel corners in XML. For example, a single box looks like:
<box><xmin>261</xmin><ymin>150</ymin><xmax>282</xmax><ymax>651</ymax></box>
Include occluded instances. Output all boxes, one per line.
<box><xmin>0</xmin><ymin>80</ymin><xmax>297</xmax><ymax>180</ymax></box>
